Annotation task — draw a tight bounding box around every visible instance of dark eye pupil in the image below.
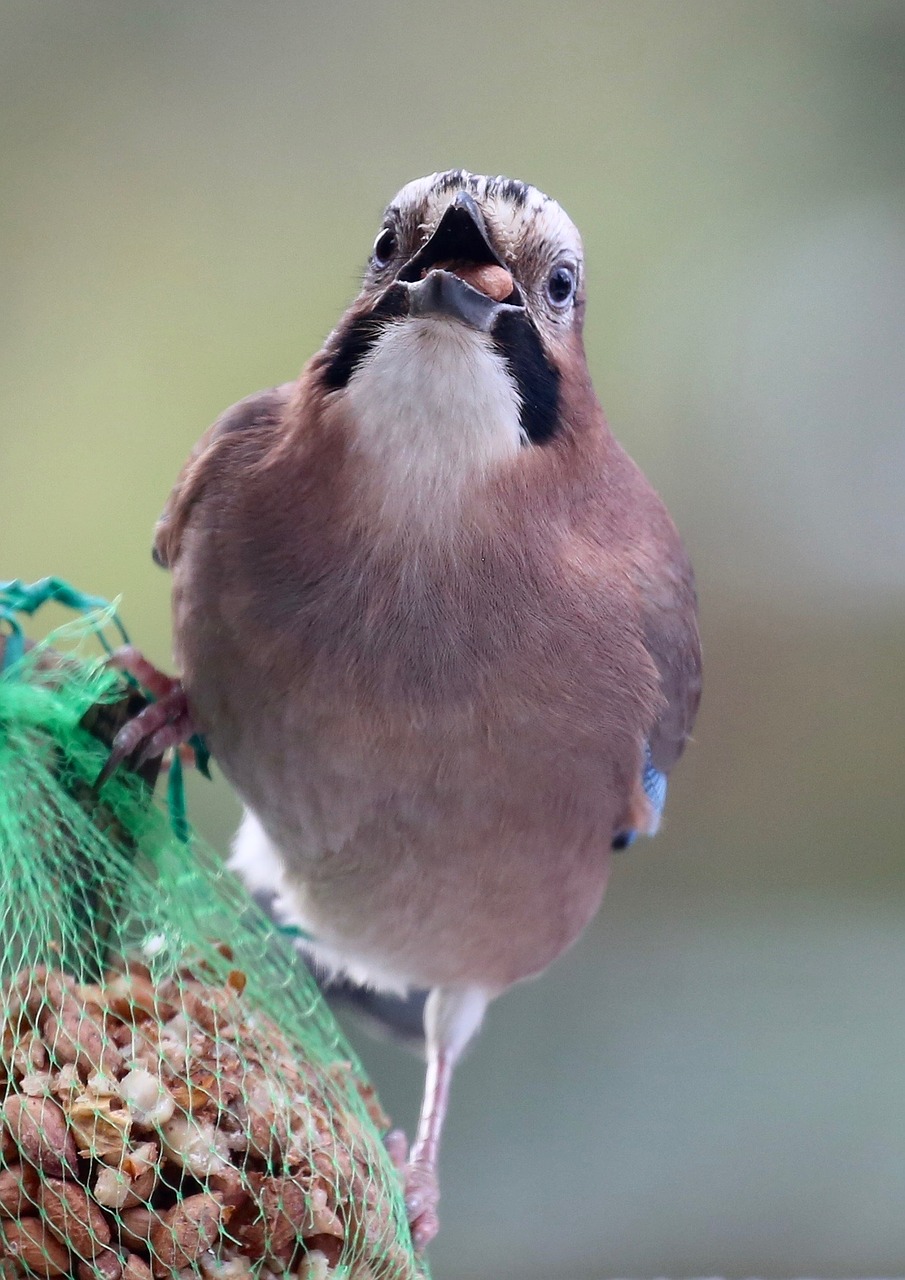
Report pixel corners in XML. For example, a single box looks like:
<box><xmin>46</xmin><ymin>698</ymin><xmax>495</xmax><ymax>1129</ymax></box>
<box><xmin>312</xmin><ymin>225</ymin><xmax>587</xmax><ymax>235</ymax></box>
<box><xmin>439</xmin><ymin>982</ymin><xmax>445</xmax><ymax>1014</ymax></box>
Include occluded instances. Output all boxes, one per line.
<box><xmin>548</xmin><ymin>266</ymin><xmax>575</xmax><ymax>304</ymax></box>
<box><xmin>373</xmin><ymin>228</ymin><xmax>397</xmax><ymax>266</ymax></box>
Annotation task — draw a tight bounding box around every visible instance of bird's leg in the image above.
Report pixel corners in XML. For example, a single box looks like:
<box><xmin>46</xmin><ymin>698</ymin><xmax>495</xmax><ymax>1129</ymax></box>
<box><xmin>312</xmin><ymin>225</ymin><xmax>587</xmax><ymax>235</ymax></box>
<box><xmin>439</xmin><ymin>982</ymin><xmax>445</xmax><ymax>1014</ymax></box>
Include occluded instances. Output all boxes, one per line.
<box><xmin>404</xmin><ymin>1049</ymin><xmax>453</xmax><ymax>1250</ymax></box>
<box><xmin>404</xmin><ymin>986</ymin><xmax>488</xmax><ymax>1251</ymax></box>
<box><xmin>96</xmin><ymin>646</ymin><xmax>196</xmax><ymax>786</ymax></box>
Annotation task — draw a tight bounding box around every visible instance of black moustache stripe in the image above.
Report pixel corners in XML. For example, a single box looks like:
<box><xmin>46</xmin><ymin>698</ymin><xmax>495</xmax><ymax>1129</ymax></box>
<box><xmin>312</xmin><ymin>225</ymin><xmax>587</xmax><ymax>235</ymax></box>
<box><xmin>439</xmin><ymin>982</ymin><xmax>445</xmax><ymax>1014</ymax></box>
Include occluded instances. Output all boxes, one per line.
<box><xmin>321</xmin><ymin>285</ymin><xmax>410</xmax><ymax>390</ymax></box>
<box><xmin>491</xmin><ymin>310</ymin><xmax>561</xmax><ymax>445</ymax></box>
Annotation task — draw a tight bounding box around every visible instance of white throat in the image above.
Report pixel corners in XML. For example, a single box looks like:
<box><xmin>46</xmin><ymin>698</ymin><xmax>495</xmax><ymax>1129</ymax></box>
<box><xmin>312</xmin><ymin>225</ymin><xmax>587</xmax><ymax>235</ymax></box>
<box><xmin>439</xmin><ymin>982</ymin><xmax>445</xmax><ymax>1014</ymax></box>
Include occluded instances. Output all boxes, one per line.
<box><xmin>344</xmin><ymin>317</ymin><xmax>523</xmax><ymax>526</ymax></box>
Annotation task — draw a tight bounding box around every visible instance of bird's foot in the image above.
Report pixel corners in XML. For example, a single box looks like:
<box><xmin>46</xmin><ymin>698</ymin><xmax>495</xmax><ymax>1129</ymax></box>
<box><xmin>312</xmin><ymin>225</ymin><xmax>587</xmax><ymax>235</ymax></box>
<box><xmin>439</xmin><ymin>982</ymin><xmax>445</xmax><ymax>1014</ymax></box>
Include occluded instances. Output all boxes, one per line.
<box><xmin>383</xmin><ymin>1129</ymin><xmax>440</xmax><ymax>1250</ymax></box>
<box><xmin>403</xmin><ymin>1156</ymin><xmax>441</xmax><ymax>1253</ymax></box>
<box><xmin>96</xmin><ymin>646</ymin><xmax>196</xmax><ymax>786</ymax></box>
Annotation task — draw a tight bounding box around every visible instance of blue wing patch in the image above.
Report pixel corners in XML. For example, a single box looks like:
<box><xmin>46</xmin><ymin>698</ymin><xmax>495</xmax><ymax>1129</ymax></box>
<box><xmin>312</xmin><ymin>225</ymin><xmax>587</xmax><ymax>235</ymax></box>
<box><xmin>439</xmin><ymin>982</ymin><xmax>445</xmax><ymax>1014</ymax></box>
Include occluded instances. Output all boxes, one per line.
<box><xmin>612</xmin><ymin>742</ymin><xmax>668</xmax><ymax>851</ymax></box>
<box><xmin>642</xmin><ymin>748</ymin><xmax>668</xmax><ymax>824</ymax></box>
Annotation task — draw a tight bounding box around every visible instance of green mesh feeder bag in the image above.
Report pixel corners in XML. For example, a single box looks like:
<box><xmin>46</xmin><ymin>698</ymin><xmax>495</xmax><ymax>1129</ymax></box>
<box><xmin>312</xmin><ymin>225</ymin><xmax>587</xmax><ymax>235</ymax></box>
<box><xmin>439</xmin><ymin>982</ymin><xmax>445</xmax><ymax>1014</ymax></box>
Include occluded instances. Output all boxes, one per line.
<box><xmin>0</xmin><ymin>581</ymin><xmax>423</xmax><ymax>1280</ymax></box>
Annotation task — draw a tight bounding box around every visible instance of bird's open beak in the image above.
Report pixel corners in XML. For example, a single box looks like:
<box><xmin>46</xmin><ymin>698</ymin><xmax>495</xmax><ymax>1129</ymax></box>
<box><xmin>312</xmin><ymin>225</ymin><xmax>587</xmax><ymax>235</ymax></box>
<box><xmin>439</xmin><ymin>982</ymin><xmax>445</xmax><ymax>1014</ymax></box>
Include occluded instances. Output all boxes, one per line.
<box><xmin>394</xmin><ymin>191</ymin><xmax>524</xmax><ymax>333</ymax></box>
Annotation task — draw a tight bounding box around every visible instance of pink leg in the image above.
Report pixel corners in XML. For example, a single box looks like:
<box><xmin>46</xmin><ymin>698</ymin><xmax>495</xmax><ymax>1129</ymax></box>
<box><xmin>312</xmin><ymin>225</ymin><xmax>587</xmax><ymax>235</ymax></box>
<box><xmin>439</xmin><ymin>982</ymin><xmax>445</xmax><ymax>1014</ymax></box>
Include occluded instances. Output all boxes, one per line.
<box><xmin>404</xmin><ymin>986</ymin><xmax>488</xmax><ymax>1251</ymax></box>
<box><xmin>96</xmin><ymin>647</ymin><xmax>196</xmax><ymax>786</ymax></box>
<box><xmin>405</xmin><ymin>1047</ymin><xmax>454</xmax><ymax>1250</ymax></box>
<box><xmin>109</xmin><ymin>646</ymin><xmax>181</xmax><ymax>701</ymax></box>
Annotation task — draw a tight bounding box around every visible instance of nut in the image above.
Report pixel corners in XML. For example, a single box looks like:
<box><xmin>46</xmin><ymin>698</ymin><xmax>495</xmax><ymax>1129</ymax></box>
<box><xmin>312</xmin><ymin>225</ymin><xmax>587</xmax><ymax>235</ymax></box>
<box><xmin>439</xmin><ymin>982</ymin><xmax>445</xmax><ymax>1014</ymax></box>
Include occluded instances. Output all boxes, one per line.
<box><xmin>100</xmin><ymin>1141</ymin><xmax>161</xmax><ymax>1208</ymax></box>
<box><xmin>42</xmin><ymin>995</ymin><xmax>122</xmax><ymax>1077</ymax></box>
<box><xmin>450</xmin><ymin>262</ymin><xmax>514</xmax><ymax>301</ymax></box>
<box><xmin>9</xmin><ymin>1033</ymin><xmax>48</xmax><ymax>1080</ymax></box>
<box><xmin>244</xmin><ymin>1079</ymin><xmax>291</xmax><ymax>1160</ymax></box>
<box><xmin>148</xmin><ymin>1193</ymin><xmax>225</xmax><ymax>1276</ymax></box>
<box><xmin>3</xmin><ymin>967</ymin><xmax>51</xmax><ymax>1028</ymax></box>
<box><xmin>19</xmin><ymin>1072</ymin><xmax>54</xmax><ymax>1099</ymax></box>
<box><xmin>53</xmin><ymin>1063</ymin><xmax>82</xmax><ymax>1098</ymax></box>
<box><xmin>296</xmin><ymin>1252</ymin><xmax>331</xmax><ymax>1280</ymax></box>
<box><xmin>0</xmin><ymin>1127</ymin><xmax>16</xmax><ymax>1164</ymax></box>
<box><xmin>92</xmin><ymin>1159</ymin><xmax>156</xmax><ymax>1213</ymax></box>
<box><xmin>206</xmin><ymin>1167</ymin><xmax>248</xmax><ymax>1211</ymax></box>
<box><xmin>76</xmin><ymin>1248</ymin><xmax>124</xmax><ymax>1280</ymax></box>
<box><xmin>102</xmin><ymin>974</ymin><xmax>170</xmax><ymax>1023</ymax></box>
<box><xmin>304</xmin><ymin>1180</ymin><xmax>344</xmax><ymax>1239</ymax></box>
<box><xmin>40</xmin><ymin>1177</ymin><xmax>112</xmax><ymax>1256</ymax></box>
<box><xmin>0</xmin><ymin>1162</ymin><xmax>39</xmax><ymax>1217</ymax></box>
<box><xmin>235</xmin><ymin>1176</ymin><xmax>305</xmax><ymax>1263</ymax></box>
<box><xmin>121</xmin><ymin>1141</ymin><xmax>159</xmax><ymax>1181</ymax></box>
<box><xmin>121</xmin><ymin>1256</ymin><xmax>154</xmax><ymax>1280</ymax></box>
<box><xmin>92</xmin><ymin>1167</ymin><xmax>131</xmax><ymax>1212</ymax></box>
<box><xmin>116</xmin><ymin>1208</ymin><xmax>154</xmax><ymax>1252</ymax></box>
<box><xmin>349</xmin><ymin>1077</ymin><xmax>390</xmax><ymax>1133</ymax></box>
<box><xmin>66</xmin><ymin>1092</ymin><xmax>131</xmax><ymax>1161</ymax></box>
<box><xmin>1</xmin><ymin>1095</ymin><xmax>76</xmax><ymax>1177</ymax></box>
<box><xmin>298</xmin><ymin>1235</ymin><xmax>343</xmax><ymax>1270</ymax></box>
<box><xmin>160</xmin><ymin>1114</ymin><xmax>231</xmax><ymax>1179</ymax></box>
<box><xmin>0</xmin><ymin>1216</ymin><xmax>71</xmax><ymax>1277</ymax></box>
<box><xmin>199</xmin><ymin>1254</ymin><xmax>252</xmax><ymax>1280</ymax></box>
<box><xmin>119</xmin><ymin>1069</ymin><xmax>175</xmax><ymax>1128</ymax></box>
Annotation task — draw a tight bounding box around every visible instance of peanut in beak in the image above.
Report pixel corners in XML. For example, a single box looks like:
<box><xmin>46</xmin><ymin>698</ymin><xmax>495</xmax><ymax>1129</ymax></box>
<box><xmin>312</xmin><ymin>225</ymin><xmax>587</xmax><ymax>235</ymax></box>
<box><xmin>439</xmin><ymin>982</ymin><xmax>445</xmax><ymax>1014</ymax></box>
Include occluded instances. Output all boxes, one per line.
<box><xmin>432</xmin><ymin>261</ymin><xmax>515</xmax><ymax>302</ymax></box>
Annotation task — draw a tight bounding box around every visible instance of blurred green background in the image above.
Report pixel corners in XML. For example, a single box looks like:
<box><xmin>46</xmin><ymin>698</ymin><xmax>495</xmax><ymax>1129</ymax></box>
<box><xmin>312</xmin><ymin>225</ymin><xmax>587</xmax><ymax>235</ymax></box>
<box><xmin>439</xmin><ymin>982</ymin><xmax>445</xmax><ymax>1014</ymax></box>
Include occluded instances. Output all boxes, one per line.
<box><xmin>2</xmin><ymin>2</ymin><xmax>904</xmax><ymax>1276</ymax></box>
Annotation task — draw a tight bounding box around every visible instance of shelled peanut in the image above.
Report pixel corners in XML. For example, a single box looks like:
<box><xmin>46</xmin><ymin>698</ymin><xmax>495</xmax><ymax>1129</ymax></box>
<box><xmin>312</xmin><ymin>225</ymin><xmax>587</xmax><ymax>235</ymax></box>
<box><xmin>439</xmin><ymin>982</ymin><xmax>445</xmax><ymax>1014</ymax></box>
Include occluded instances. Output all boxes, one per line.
<box><xmin>0</xmin><ymin>962</ymin><xmax>414</xmax><ymax>1280</ymax></box>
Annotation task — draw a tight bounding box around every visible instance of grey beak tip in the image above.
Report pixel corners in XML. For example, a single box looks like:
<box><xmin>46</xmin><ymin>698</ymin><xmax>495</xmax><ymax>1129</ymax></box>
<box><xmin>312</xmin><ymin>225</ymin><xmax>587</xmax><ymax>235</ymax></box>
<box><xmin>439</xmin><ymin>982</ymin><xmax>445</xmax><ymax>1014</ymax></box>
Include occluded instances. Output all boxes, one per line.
<box><xmin>406</xmin><ymin>270</ymin><xmax>502</xmax><ymax>332</ymax></box>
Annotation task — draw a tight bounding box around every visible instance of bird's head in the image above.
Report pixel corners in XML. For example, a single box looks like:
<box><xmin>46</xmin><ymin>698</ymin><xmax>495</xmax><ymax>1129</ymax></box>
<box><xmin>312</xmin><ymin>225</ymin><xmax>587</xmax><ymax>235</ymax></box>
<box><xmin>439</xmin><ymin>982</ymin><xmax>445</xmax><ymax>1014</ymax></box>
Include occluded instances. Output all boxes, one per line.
<box><xmin>310</xmin><ymin>171</ymin><xmax>595</xmax><ymax>524</ymax></box>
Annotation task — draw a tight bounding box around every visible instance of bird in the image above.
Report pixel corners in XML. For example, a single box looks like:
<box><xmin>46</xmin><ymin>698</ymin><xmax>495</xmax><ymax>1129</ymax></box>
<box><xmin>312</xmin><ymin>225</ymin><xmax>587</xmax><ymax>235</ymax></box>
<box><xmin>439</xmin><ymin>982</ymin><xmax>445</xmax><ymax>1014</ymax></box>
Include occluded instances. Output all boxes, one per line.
<box><xmin>105</xmin><ymin>169</ymin><xmax>702</xmax><ymax>1249</ymax></box>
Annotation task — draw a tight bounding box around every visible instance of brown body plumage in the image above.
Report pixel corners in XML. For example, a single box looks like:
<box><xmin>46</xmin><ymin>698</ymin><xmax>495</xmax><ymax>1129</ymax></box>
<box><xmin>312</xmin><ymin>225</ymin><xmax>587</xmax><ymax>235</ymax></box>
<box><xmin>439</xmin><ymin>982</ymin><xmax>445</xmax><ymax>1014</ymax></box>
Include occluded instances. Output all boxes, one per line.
<box><xmin>136</xmin><ymin>170</ymin><xmax>701</xmax><ymax>1246</ymax></box>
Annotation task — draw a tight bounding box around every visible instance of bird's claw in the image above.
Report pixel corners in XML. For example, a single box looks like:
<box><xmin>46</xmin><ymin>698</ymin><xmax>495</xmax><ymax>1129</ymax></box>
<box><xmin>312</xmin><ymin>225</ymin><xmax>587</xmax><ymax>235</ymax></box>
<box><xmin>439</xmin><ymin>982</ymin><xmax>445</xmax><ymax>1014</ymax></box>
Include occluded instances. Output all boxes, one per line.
<box><xmin>96</xmin><ymin>647</ymin><xmax>195</xmax><ymax>786</ymax></box>
<box><xmin>383</xmin><ymin>1129</ymin><xmax>440</xmax><ymax>1251</ymax></box>
<box><xmin>403</xmin><ymin>1159</ymin><xmax>441</xmax><ymax>1253</ymax></box>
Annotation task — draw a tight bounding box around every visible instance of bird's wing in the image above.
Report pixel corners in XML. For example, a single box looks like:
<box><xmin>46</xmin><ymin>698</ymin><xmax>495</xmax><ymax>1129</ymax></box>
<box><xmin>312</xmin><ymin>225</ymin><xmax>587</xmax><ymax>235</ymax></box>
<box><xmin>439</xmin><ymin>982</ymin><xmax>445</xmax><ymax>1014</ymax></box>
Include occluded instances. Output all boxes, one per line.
<box><xmin>599</xmin><ymin>481</ymin><xmax>706</xmax><ymax>849</ymax></box>
<box><xmin>152</xmin><ymin>385</ymin><xmax>293</xmax><ymax>570</ymax></box>
<box><xmin>641</xmin><ymin>550</ymin><xmax>702</xmax><ymax>778</ymax></box>
<box><xmin>613</xmin><ymin>520</ymin><xmax>701</xmax><ymax>849</ymax></box>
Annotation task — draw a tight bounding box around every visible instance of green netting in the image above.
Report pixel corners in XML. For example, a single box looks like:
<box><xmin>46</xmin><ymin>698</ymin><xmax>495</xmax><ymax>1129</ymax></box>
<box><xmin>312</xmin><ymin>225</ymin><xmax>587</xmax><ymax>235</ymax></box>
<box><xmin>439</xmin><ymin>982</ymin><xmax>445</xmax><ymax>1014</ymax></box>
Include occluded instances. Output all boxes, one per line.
<box><xmin>0</xmin><ymin>591</ymin><xmax>424</xmax><ymax>1280</ymax></box>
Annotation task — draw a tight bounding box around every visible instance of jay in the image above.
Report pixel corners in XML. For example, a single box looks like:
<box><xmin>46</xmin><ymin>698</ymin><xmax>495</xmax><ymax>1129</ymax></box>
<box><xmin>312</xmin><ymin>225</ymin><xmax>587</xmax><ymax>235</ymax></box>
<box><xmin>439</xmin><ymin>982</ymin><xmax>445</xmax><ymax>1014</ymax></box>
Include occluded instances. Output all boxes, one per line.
<box><xmin>108</xmin><ymin>170</ymin><xmax>702</xmax><ymax>1248</ymax></box>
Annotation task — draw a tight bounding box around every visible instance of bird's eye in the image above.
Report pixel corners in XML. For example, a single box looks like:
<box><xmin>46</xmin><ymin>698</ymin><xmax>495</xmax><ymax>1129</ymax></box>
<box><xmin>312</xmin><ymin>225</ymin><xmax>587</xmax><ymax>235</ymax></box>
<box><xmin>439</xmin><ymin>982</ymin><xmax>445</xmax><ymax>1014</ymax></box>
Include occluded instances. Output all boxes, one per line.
<box><xmin>372</xmin><ymin>227</ymin><xmax>397</xmax><ymax>268</ymax></box>
<box><xmin>546</xmin><ymin>263</ymin><xmax>577</xmax><ymax>309</ymax></box>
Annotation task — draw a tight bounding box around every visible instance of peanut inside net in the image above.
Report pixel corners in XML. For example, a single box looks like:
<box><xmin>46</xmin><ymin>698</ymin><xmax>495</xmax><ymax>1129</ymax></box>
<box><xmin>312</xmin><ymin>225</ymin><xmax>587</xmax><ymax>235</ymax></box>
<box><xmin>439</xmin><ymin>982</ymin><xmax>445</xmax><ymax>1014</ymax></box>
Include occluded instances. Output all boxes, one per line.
<box><xmin>0</xmin><ymin>622</ymin><xmax>423</xmax><ymax>1280</ymax></box>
